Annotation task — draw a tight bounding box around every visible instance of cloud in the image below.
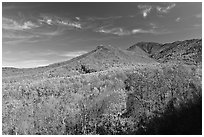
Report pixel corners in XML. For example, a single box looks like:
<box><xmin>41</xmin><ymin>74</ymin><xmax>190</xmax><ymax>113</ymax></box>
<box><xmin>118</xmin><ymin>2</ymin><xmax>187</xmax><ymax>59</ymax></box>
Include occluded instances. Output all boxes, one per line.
<box><xmin>3</xmin><ymin>30</ymin><xmax>38</xmax><ymax>39</ymax></box>
<box><xmin>39</xmin><ymin>18</ymin><xmax>52</xmax><ymax>25</ymax></box>
<box><xmin>195</xmin><ymin>13</ymin><xmax>202</xmax><ymax>18</ymax></box>
<box><xmin>2</xmin><ymin>28</ymin><xmax>42</xmax><ymax>45</ymax></box>
<box><xmin>2</xmin><ymin>29</ymin><xmax>55</xmax><ymax>45</ymax></box>
<box><xmin>138</xmin><ymin>5</ymin><xmax>152</xmax><ymax>18</ymax></box>
<box><xmin>132</xmin><ymin>29</ymin><xmax>153</xmax><ymax>34</ymax></box>
<box><xmin>149</xmin><ymin>23</ymin><xmax>158</xmax><ymax>29</ymax></box>
<box><xmin>156</xmin><ymin>3</ymin><xmax>176</xmax><ymax>13</ymax></box>
<box><xmin>38</xmin><ymin>15</ymin><xmax>82</xmax><ymax>29</ymax></box>
<box><xmin>60</xmin><ymin>51</ymin><xmax>88</xmax><ymax>57</ymax></box>
<box><xmin>137</xmin><ymin>3</ymin><xmax>176</xmax><ymax>18</ymax></box>
<box><xmin>59</xmin><ymin>21</ymin><xmax>82</xmax><ymax>29</ymax></box>
<box><xmin>83</xmin><ymin>15</ymin><xmax>124</xmax><ymax>31</ymax></box>
<box><xmin>2</xmin><ymin>16</ymin><xmax>75</xmax><ymax>45</ymax></box>
<box><xmin>87</xmin><ymin>16</ymin><xmax>122</xmax><ymax>21</ymax></box>
<box><xmin>2</xmin><ymin>16</ymin><xmax>66</xmax><ymax>44</ymax></box>
<box><xmin>33</xmin><ymin>27</ymin><xmax>66</xmax><ymax>37</ymax></box>
<box><xmin>22</xmin><ymin>21</ymin><xmax>39</xmax><ymax>29</ymax></box>
<box><xmin>37</xmin><ymin>50</ymin><xmax>58</xmax><ymax>56</ymax></box>
<box><xmin>193</xmin><ymin>24</ymin><xmax>201</xmax><ymax>28</ymax></box>
<box><xmin>176</xmin><ymin>17</ymin><xmax>181</xmax><ymax>22</ymax></box>
<box><xmin>75</xmin><ymin>17</ymin><xmax>80</xmax><ymax>20</ymax></box>
<box><xmin>96</xmin><ymin>26</ymin><xmax>170</xmax><ymax>36</ymax></box>
<box><xmin>3</xmin><ymin>17</ymin><xmax>39</xmax><ymax>30</ymax></box>
<box><xmin>131</xmin><ymin>29</ymin><xmax>170</xmax><ymax>35</ymax></box>
<box><xmin>96</xmin><ymin>27</ymin><xmax>131</xmax><ymax>36</ymax></box>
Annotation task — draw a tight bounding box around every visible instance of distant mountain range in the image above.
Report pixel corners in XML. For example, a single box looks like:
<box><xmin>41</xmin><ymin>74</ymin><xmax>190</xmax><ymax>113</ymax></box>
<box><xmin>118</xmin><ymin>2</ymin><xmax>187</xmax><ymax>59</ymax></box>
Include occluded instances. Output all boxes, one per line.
<box><xmin>3</xmin><ymin>38</ymin><xmax>202</xmax><ymax>78</ymax></box>
<box><xmin>128</xmin><ymin>39</ymin><xmax>202</xmax><ymax>65</ymax></box>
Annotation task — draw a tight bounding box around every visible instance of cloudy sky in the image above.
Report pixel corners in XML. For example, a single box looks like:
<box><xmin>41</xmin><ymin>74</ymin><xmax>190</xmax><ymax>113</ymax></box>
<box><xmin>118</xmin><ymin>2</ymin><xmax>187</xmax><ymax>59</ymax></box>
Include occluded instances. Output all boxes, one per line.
<box><xmin>2</xmin><ymin>2</ymin><xmax>202</xmax><ymax>68</ymax></box>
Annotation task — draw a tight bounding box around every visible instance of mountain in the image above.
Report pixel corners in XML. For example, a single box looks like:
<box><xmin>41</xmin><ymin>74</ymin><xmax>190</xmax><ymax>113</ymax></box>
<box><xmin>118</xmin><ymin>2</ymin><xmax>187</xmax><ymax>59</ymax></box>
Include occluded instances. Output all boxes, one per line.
<box><xmin>152</xmin><ymin>39</ymin><xmax>202</xmax><ymax>65</ymax></box>
<box><xmin>3</xmin><ymin>38</ymin><xmax>201</xmax><ymax>79</ymax></box>
<box><xmin>44</xmin><ymin>45</ymin><xmax>157</xmax><ymax>78</ymax></box>
<box><xmin>127</xmin><ymin>42</ymin><xmax>162</xmax><ymax>55</ymax></box>
<box><xmin>128</xmin><ymin>39</ymin><xmax>202</xmax><ymax>65</ymax></box>
<box><xmin>3</xmin><ymin>44</ymin><xmax>157</xmax><ymax>79</ymax></box>
<box><xmin>2</xmin><ymin>39</ymin><xmax>202</xmax><ymax>135</ymax></box>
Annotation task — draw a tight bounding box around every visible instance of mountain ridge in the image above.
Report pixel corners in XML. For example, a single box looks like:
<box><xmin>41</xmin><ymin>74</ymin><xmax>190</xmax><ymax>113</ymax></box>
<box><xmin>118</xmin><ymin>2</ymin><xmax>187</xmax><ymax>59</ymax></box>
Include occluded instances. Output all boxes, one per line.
<box><xmin>3</xmin><ymin>38</ymin><xmax>201</xmax><ymax>79</ymax></box>
<box><xmin>128</xmin><ymin>38</ymin><xmax>202</xmax><ymax>65</ymax></box>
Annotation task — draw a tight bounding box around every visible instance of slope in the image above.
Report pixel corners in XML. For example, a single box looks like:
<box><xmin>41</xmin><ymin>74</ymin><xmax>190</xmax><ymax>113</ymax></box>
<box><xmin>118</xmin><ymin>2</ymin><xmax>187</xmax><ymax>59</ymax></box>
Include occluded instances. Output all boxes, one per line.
<box><xmin>42</xmin><ymin>45</ymin><xmax>157</xmax><ymax>78</ymax></box>
<box><xmin>128</xmin><ymin>39</ymin><xmax>202</xmax><ymax>65</ymax></box>
<box><xmin>127</xmin><ymin>42</ymin><xmax>162</xmax><ymax>55</ymax></box>
<box><xmin>3</xmin><ymin>44</ymin><xmax>157</xmax><ymax>81</ymax></box>
<box><xmin>151</xmin><ymin>39</ymin><xmax>202</xmax><ymax>65</ymax></box>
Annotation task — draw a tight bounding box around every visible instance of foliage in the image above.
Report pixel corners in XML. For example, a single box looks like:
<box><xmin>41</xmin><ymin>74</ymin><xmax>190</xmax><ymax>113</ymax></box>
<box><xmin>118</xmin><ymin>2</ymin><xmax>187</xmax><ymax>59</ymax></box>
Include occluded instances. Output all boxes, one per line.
<box><xmin>2</xmin><ymin>63</ymin><xmax>202</xmax><ymax>135</ymax></box>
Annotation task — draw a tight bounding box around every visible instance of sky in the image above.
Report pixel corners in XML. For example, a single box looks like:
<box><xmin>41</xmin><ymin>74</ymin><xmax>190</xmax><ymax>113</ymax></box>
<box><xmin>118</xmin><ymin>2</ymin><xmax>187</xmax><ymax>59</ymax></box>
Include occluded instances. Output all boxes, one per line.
<box><xmin>2</xmin><ymin>2</ymin><xmax>202</xmax><ymax>68</ymax></box>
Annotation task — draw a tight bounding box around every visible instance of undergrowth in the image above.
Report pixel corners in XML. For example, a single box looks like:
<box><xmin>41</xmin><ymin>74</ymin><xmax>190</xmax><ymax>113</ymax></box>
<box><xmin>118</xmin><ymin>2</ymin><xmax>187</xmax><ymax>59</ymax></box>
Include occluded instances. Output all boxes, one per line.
<box><xmin>2</xmin><ymin>63</ymin><xmax>202</xmax><ymax>135</ymax></box>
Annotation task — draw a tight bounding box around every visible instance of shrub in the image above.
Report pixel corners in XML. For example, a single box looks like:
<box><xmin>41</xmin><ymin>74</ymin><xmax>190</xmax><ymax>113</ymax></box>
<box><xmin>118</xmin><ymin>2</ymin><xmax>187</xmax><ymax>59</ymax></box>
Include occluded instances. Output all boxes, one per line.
<box><xmin>2</xmin><ymin>63</ymin><xmax>202</xmax><ymax>135</ymax></box>
<box><xmin>122</xmin><ymin>63</ymin><xmax>202</xmax><ymax>134</ymax></box>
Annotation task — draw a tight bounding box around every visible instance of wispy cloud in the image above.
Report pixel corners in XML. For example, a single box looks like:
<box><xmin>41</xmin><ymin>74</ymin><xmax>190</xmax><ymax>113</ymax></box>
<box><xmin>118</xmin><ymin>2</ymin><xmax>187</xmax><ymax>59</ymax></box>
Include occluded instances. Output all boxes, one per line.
<box><xmin>82</xmin><ymin>15</ymin><xmax>123</xmax><ymax>31</ymax></box>
<box><xmin>193</xmin><ymin>24</ymin><xmax>201</xmax><ymax>28</ymax></box>
<box><xmin>75</xmin><ymin>17</ymin><xmax>80</xmax><ymax>20</ymax></box>
<box><xmin>96</xmin><ymin>27</ymin><xmax>131</xmax><ymax>36</ymax></box>
<box><xmin>2</xmin><ymin>15</ymin><xmax>75</xmax><ymax>44</ymax></box>
<box><xmin>2</xmin><ymin>16</ymin><xmax>59</xmax><ymax>44</ymax></box>
<box><xmin>60</xmin><ymin>51</ymin><xmax>88</xmax><ymax>57</ymax></box>
<box><xmin>2</xmin><ymin>30</ymin><xmax>38</xmax><ymax>39</ymax></box>
<box><xmin>137</xmin><ymin>3</ymin><xmax>176</xmax><ymax>18</ymax></box>
<box><xmin>176</xmin><ymin>17</ymin><xmax>181</xmax><ymax>22</ymax></box>
<box><xmin>133</xmin><ymin>28</ymin><xmax>171</xmax><ymax>35</ymax></box>
<box><xmin>195</xmin><ymin>13</ymin><xmax>202</xmax><ymax>18</ymax></box>
<box><xmin>32</xmin><ymin>26</ymin><xmax>67</xmax><ymax>37</ymax></box>
<box><xmin>3</xmin><ymin>17</ymin><xmax>39</xmax><ymax>31</ymax></box>
<box><xmin>2</xmin><ymin>27</ymin><xmax>42</xmax><ymax>45</ymax></box>
<box><xmin>132</xmin><ymin>29</ymin><xmax>153</xmax><ymax>34</ymax></box>
<box><xmin>96</xmin><ymin>26</ymin><xmax>170</xmax><ymax>36</ymax></box>
<box><xmin>156</xmin><ymin>3</ymin><xmax>176</xmax><ymax>14</ymax></box>
<box><xmin>56</xmin><ymin>19</ymin><xmax>82</xmax><ymax>29</ymax></box>
<box><xmin>138</xmin><ymin>5</ymin><xmax>152</xmax><ymax>18</ymax></box>
<box><xmin>38</xmin><ymin>15</ymin><xmax>82</xmax><ymax>29</ymax></box>
<box><xmin>37</xmin><ymin>50</ymin><xmax>58</xmax><ymax>56</ymax></box>
<box><xmin>87</xmin><ymin>16</ymin><xmax>122</xmax><ymax>21</ymax></box>
<box><xmin>149</xmin><ymin>23</ymin><xmax>158</xmax><ymax>29</ymax></box>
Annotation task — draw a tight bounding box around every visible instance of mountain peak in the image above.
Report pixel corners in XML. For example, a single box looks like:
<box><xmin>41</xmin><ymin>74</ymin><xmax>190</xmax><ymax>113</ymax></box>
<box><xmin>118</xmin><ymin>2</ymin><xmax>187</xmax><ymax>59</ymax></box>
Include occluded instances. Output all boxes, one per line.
<box><xmin>128</xmin><ymin>42</ymin><xmax>162</xmax><ymax>55</ymax></box>
<box><xmin>96</xmin><ymin>44</ymin><xmax>115</xmax><ymax>50</ymax></box>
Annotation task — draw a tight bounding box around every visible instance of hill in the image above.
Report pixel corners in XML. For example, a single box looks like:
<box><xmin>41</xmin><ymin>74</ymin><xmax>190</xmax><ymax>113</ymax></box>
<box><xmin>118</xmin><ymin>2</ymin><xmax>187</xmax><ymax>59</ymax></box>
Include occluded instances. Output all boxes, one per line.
<box><xmin>127</xmin><ymin>42</ymin><xmax>162</xmax><ymax>55</ymax></box>
<box><xmin>2</xmin><ymin>63</ymin><xmax>202</xmax><ymax>135</ymax></box>
<box><xmin>2</xmin><ymin>38</ymin><xmax>202</xmax><ymax>135</ymax></box>
<box><xmin>44</xmin><ymin>45</ymin><xmax>156</xmax><ymax>77</ymax></box>
<box><xmin>128</xmin><ymin>39</ymin><xmax>202</xmax><ymax>65</ymax></box>
<box><xmin>3</xmin><ymin>44</ymin><xmax>157</xmax><ymax>80</ymax></box>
